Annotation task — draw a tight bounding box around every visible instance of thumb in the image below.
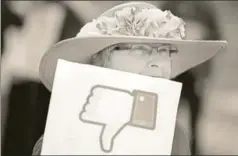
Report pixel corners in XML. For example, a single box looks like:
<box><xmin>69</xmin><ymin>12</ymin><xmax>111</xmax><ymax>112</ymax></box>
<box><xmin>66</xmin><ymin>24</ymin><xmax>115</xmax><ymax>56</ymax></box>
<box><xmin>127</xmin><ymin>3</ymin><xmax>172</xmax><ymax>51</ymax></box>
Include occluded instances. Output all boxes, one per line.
<box><xmin>100</xmin><ymin>123</ymin><xmax>126</xmax><ymax>152</ymax></box>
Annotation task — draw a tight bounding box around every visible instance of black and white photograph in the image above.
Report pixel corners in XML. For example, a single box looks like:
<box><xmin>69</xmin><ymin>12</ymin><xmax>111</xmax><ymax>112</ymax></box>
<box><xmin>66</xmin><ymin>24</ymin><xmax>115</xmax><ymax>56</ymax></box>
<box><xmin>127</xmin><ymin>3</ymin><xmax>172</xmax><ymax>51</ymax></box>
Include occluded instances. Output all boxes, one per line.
<box><xmin>1</xmin><ymin>1</ymin><xmax>238</xmax><ymax>156</ymax></box>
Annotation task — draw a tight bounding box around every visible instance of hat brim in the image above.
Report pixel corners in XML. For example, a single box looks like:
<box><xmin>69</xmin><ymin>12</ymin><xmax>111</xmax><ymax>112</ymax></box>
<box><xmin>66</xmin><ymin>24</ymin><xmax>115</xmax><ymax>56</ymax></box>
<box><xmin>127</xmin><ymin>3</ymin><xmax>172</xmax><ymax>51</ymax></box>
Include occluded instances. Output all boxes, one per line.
<box><xmin>39</xmin><ymin>36</ymin><xmax>227</xmax><ymax>91</ymax></box>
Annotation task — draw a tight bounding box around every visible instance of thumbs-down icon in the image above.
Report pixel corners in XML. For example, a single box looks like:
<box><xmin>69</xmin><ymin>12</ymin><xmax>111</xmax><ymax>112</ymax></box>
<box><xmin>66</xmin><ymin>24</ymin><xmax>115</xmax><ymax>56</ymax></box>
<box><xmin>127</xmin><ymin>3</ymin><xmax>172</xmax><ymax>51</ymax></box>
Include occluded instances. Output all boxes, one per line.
<box><xmin>79</xmin><ymin>85</ymin><xmax>158</xmax><ymax>153</ymax></box>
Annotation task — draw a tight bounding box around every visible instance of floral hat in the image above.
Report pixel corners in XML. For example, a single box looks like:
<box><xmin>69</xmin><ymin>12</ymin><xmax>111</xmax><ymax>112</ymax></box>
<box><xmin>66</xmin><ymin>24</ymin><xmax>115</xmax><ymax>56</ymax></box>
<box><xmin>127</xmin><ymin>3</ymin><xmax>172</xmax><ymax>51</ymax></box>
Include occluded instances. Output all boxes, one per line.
<box><xmin>77</xmin><ymin>3</ymin><xmax>185</xmax><ymax>39</ymax></box>
<box><xmin>39</xmin><ymin>2</ymin><xmax>227</xmax><ymax>91</ymax></box>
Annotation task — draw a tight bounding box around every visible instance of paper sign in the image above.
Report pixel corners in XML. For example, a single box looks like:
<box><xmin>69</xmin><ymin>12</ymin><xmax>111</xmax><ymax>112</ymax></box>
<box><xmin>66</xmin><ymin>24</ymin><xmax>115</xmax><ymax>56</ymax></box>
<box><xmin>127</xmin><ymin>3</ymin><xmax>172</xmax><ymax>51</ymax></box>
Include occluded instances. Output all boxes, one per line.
<box><xmin>41</xmin><ymin>59</ymin><xmax>182</xmax><ymax>155</ymax></box>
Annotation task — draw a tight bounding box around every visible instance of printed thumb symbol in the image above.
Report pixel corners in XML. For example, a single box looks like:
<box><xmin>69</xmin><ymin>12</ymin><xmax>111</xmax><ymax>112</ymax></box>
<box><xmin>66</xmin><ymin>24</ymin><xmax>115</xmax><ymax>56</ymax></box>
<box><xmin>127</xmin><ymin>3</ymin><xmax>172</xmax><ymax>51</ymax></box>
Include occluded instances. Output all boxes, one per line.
<box><xmin>100</xmin><ymin>123</ymin><xmax>126</xmax><ymax>152</ymax></box>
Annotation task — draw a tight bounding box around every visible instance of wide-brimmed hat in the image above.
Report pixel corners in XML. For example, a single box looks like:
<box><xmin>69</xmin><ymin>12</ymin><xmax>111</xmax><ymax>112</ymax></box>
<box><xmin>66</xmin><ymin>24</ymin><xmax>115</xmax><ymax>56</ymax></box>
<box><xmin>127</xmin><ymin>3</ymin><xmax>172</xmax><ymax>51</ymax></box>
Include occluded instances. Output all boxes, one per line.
<box><xmin>39</xmin><ymin>2</ymin><xmax>227</xmax><ymax>91</ymax></box>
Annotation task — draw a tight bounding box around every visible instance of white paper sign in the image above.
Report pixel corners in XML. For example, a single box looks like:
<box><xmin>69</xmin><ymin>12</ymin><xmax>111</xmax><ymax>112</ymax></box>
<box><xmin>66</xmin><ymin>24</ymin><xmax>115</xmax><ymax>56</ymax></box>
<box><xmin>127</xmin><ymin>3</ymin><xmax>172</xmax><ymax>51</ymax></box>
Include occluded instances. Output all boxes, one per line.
<box><xmin>41</xmin><ymin>59</ymin><xmax>182</xmax><ymax>155</ymax></box>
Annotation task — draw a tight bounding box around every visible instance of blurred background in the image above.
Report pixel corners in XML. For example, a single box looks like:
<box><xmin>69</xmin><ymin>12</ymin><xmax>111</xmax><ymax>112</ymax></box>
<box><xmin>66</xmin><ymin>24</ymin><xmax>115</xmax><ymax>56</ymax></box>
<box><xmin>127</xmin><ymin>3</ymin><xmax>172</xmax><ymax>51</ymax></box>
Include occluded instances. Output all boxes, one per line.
<box><xmin>1</xmin><ymin>1</ymin><xmax>238</xmax><ymax>156</ymax></box>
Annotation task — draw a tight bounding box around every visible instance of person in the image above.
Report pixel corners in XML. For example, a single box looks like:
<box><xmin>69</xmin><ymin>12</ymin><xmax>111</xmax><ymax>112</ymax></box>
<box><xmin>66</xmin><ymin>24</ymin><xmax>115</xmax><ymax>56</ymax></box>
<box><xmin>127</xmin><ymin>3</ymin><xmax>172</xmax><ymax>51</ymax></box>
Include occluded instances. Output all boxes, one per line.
<box><xmin>1</xmin><ymin>1</ymin><xmax>85</xmax><ymax>156</ymax></box>
<box><xmin>32</xmin><ymin>2</ymin><xmax>226</xmax><ymax>155</ymax></box>
<box><xmin>161</xmin><ymin>1</ymin><xmax>221</xmax><ymax>155</ymax></box>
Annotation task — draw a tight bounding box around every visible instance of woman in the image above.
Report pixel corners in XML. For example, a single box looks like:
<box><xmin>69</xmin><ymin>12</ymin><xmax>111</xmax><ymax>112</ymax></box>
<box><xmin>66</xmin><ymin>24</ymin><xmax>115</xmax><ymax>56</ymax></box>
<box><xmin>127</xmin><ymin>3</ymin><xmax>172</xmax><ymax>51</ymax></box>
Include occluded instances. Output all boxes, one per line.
<box><xmin>161</xmin><ymin>1</ymin><xmax>221</xmax><ymax>155</ymax></box>
<box><xmin>32</xmin><ymin>2</ymin><xmax>226</xmax><ymax>155</ymax></box>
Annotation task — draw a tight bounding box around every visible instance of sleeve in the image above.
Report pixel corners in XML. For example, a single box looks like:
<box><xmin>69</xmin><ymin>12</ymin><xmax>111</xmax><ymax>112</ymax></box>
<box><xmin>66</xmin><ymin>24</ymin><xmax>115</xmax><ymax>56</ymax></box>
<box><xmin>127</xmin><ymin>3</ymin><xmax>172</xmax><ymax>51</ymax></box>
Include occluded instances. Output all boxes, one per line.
<box><xmin>171</xmin><ymin>121</ymin><xmax>191</xmax><ymax>155</ymax></box>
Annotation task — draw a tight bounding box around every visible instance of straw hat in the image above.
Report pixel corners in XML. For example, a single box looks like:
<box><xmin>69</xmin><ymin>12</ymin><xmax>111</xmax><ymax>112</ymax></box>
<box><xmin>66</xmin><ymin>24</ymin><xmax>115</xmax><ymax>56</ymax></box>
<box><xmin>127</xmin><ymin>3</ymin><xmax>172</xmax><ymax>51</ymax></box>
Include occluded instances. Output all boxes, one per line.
<box><xmin>39</xmin><ymin>2</ymin><xmax>227</xmax><ymax>91</ymax></box>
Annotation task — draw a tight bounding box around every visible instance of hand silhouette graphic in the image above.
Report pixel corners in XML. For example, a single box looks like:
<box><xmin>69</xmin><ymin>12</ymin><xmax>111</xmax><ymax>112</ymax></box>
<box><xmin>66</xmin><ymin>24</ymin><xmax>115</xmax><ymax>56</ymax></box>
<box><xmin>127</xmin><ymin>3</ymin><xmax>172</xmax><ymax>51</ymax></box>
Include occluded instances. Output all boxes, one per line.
<box><xmin>80</xmin><ymin>85</ymin><xmax>158</xmax><ymax>153</ymax></box>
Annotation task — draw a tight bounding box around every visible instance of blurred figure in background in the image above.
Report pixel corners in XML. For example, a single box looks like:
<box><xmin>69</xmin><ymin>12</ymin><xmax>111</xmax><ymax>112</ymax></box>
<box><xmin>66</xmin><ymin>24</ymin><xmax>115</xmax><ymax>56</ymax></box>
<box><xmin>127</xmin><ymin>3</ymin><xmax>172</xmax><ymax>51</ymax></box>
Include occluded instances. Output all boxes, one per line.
<box><xmin>1</xmin><ymin>0</ymin><xmax>23</xmax><ymax>145</ymax></box>
<box><xmin>1</xmin><ymin>1</ymin><xmax>23</xmax><ymax>54</ymax></box>
<box><xmin>1</xmin><ymin>1</ymin><xmax>85</xmax><ymax>156</ymax></box>
<box><xmin>161</xmin><ymin>1</ymin><xmax>221</xmax><ymax>155</ymax></box>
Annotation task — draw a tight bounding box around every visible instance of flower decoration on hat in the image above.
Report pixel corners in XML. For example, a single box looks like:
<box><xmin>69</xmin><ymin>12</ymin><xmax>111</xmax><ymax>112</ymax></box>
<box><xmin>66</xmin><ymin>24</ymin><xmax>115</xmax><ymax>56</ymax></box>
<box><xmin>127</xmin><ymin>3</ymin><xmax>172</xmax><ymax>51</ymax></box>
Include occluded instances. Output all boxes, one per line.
<box><xmin>77</xmin><ymin>6</ymin><xmax>186</xmax><ymax>39</ymax></box>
